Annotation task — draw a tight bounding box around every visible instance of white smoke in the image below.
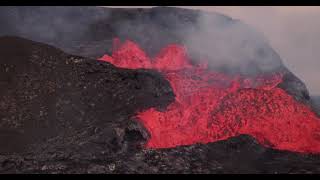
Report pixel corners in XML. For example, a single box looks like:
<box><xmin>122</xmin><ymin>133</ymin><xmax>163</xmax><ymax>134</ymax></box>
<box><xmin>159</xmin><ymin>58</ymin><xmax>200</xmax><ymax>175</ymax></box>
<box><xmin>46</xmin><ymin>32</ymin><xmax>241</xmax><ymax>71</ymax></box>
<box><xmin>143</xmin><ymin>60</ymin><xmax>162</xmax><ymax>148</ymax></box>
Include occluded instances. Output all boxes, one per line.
<box><xmin>182</xmin><ymin>11</ymin><xmax>283</xmax><ymax>75</ymax></box>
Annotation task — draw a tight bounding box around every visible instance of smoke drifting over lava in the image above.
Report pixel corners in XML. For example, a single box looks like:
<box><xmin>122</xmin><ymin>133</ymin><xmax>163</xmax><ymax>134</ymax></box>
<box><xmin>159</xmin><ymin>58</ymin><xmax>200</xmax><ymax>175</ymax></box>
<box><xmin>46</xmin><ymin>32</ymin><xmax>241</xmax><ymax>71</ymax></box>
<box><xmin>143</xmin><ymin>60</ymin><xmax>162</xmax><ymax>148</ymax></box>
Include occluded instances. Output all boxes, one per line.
<box><xmin>107</xmin><ymin>6</ymin><xmax>320</xmax><ymax>96</ymax></box>
<box><xmin>183</xmin><ymin>12</ymin><xmax>284</xmax><ymax>76</ymax></box>
<box><xmin>106</xmin><ymin>7</ymin><xmax>285</xmax><ymax>76</ymax></box>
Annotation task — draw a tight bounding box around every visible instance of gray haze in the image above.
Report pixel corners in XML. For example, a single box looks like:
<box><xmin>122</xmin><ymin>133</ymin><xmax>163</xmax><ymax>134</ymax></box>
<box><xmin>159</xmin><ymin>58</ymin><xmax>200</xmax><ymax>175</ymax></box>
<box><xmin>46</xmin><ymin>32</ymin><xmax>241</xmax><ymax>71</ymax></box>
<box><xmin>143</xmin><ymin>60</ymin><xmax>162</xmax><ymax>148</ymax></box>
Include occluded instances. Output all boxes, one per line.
<box><xmin>0</xmin><ymin>6</ymin><xmax>112</xmax><ymax>48</ymax></box>
<box><xmin>183</xmin><ymin>12</ymin><xmax>283</xmax><ymax>75</ymax></box>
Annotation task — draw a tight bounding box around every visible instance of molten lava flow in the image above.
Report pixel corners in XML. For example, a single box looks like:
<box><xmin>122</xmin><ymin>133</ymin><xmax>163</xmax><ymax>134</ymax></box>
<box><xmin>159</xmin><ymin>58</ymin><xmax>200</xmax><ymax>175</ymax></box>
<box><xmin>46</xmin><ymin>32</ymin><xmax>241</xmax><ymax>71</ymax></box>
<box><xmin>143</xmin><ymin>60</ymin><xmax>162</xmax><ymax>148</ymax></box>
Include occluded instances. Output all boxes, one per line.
<box><xmin>99</xmin><ymin>39</ymin><xmax>320</xmax><ymax>154</ymax></box>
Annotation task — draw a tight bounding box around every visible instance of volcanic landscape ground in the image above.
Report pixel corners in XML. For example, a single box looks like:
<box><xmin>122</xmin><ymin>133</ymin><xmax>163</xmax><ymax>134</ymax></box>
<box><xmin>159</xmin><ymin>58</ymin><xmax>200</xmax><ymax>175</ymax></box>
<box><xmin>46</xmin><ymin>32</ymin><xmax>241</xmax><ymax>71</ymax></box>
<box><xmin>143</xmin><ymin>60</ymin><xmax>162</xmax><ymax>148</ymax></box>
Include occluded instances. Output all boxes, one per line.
<box><xmin>0</xmin><ymin>6</ymin><xmax>320</xmax><ymax>174</ymax></box>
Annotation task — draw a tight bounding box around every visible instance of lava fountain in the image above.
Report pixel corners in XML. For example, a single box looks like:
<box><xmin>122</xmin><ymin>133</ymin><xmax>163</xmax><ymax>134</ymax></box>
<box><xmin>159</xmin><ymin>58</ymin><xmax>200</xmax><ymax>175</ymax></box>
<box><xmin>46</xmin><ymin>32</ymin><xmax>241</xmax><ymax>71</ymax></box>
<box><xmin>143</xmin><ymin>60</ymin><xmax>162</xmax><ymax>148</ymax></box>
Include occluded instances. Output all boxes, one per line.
<box><xmin>99</xmin><ymin>39</ymin><xmax>320</xmax><ymax>154</ymax></box>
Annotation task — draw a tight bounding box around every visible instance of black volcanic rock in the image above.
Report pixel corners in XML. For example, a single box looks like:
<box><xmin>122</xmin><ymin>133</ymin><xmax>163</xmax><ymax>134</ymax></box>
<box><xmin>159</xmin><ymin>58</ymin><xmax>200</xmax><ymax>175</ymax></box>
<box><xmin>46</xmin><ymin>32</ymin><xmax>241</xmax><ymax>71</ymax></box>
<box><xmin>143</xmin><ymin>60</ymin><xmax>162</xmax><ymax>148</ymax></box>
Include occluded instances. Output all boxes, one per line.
<box><xmin>0</xmin><ymin>36</ymin><xmax>174</xmax><ymax>155</ymax></box>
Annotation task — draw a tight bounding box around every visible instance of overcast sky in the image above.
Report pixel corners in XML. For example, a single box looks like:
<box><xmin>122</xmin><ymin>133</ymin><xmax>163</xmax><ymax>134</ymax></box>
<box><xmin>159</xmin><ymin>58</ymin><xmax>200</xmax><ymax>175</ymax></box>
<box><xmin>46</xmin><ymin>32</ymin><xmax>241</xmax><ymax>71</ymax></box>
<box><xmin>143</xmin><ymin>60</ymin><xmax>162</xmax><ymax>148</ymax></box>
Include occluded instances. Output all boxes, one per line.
<box><xmin>105</xmin><ymin>6</ymin><xmax>320</xmax><ymax>96</ymax></box>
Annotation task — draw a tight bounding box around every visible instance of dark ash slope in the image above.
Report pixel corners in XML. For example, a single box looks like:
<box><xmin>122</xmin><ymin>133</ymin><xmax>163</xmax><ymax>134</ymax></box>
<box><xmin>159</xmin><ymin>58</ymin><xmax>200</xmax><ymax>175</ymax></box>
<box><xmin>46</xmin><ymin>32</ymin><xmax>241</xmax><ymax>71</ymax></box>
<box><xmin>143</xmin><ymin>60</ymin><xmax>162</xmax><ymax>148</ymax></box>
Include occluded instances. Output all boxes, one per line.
<box><xmin>0</xmin><ymin>35</ymin><xmax>173</xmax><ymax>155</ymax></box>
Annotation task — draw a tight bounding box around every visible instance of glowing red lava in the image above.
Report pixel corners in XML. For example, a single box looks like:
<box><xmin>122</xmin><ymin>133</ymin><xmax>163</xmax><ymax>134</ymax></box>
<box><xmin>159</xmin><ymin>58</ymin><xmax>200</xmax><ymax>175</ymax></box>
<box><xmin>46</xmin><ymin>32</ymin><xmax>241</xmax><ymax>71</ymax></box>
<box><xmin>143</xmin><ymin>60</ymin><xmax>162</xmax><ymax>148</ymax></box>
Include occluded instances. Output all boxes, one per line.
<box><xmin>99</xmin><ymin>38</ymin><xmax>320</xmax><ymax>154</ymax></box>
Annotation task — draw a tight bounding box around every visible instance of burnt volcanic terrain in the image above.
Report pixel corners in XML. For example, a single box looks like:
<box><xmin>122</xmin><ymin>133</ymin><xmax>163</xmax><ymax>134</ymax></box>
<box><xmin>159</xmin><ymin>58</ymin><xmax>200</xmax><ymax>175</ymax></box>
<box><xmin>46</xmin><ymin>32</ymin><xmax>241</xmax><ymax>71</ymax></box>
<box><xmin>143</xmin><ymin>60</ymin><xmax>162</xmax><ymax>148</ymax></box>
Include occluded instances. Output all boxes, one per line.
<box><xmin>0</xmin><ymin>6</ymin><xmax>319</xmax><ymax>174</ymax></box>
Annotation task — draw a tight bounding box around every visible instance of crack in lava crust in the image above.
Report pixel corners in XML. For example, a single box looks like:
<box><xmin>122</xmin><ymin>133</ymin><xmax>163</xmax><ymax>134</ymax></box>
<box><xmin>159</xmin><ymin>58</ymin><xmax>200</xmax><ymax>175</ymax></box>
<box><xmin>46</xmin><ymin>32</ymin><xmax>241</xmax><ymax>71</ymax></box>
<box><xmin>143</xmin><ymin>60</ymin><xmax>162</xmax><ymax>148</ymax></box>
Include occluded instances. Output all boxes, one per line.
<box><xmin>99</xmin><ymin>39</ymin><xmax>320</xmax><ymax>154</ymax></box>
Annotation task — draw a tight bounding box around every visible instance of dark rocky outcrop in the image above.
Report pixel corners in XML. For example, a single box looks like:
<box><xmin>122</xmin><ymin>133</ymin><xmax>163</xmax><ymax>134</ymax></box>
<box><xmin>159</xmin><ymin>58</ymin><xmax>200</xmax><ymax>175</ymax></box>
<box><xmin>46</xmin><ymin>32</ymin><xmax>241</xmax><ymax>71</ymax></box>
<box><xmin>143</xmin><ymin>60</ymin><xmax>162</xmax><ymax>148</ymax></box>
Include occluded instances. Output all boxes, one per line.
<box><xmin>0</xmin><ymin>36</ymin><xmax>174</xmax><ymax>155</ymax></box>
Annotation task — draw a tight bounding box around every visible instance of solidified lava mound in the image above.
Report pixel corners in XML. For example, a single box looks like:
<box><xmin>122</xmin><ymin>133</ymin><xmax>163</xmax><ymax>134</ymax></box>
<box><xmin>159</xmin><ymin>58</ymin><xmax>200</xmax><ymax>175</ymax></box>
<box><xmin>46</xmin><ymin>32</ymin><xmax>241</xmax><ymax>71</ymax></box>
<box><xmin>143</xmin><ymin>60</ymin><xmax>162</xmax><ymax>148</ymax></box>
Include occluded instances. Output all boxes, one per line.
<box><xmin>0</xmin><ymin>35</ymin><xmax>174</xmax><ymax>156</ymax></box>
